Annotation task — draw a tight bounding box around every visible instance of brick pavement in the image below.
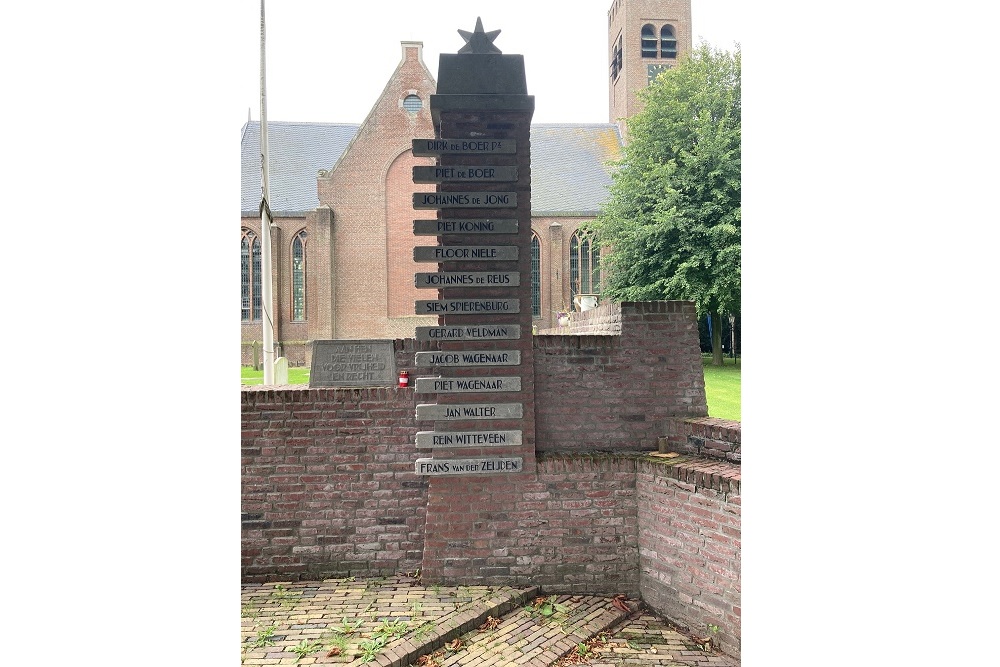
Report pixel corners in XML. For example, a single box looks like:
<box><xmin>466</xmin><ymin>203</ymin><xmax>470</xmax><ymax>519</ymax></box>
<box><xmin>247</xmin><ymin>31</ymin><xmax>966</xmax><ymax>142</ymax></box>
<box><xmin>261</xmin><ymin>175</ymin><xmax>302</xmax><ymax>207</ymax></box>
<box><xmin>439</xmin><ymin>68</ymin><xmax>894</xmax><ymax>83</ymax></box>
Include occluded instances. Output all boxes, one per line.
<box><xmin>240</xmin><ymin>576</ymin><xmax>737</xmax><ymax>666</ymax></box>
<box><xmin>576</xmin><ymin>614</ymin><xmax>738</xmax><ymax>667</ymax></box>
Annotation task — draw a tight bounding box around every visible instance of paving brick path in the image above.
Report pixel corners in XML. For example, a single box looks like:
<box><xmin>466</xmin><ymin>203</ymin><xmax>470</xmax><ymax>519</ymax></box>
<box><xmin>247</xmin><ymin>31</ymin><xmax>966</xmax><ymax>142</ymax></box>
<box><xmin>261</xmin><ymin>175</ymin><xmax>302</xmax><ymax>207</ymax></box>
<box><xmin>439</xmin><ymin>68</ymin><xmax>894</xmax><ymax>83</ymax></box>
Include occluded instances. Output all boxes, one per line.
<box><xmin>240</xmin><ymin>576</ymin><xmax>736</xmax><ymax>667</ymax></box>
<box><xmin>577</xmin><ymin>614</ymin><xmax>737</xmax><ymax>667</ymax></box>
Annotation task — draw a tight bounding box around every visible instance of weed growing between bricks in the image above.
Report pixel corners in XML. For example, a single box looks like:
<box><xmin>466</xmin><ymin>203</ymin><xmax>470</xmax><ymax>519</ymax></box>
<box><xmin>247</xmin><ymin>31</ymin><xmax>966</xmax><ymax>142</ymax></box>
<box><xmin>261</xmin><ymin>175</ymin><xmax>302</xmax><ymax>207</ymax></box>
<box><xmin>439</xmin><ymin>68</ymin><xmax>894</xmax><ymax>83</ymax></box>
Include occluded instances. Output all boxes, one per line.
<box><xmin>240</xmin><ymin>576</ymin><xmax>517</xmax><ymax>665</ymax></box>
<box><xmin>241</xmin><ymin>578</ymin><xmax>736</xmax><ymax>666</ymax></box>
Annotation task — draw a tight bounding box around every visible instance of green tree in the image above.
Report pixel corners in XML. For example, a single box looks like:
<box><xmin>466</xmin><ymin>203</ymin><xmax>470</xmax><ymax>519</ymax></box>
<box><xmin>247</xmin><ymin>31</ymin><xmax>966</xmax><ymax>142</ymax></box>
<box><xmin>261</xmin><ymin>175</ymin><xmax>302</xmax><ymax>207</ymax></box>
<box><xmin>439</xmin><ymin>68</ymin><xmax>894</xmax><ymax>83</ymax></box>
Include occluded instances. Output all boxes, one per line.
<box><xmin>589</xmin><ymin>43</ymin><xmax>740</xmax><ymax>365</ymax></box>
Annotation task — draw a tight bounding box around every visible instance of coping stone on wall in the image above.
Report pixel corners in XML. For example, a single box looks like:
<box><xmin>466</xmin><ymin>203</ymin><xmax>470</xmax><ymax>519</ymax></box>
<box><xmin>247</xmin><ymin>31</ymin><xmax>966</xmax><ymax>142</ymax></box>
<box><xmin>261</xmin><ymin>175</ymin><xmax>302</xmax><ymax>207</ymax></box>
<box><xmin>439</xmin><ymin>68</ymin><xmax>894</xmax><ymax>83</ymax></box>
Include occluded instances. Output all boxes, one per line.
<box><xmin>638</xmin><ymin>452</ymin><xmax>740</xmax><ymax>495</ymax></box>
<box><xmin>665</xmin><ymin>417</ymin><xmax>741</xmax><ymax>463</ymax></box>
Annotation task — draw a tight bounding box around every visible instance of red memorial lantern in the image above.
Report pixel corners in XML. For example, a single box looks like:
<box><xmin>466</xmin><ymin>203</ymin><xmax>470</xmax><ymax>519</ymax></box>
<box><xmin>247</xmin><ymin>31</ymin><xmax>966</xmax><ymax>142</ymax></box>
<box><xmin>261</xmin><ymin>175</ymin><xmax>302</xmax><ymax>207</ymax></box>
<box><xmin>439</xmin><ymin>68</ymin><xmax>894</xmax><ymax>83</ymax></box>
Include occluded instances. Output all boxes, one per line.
<box><xmin>398</xmin><ymin>370</ymin><xmax>409</xmax><ymax>388</ymax></box>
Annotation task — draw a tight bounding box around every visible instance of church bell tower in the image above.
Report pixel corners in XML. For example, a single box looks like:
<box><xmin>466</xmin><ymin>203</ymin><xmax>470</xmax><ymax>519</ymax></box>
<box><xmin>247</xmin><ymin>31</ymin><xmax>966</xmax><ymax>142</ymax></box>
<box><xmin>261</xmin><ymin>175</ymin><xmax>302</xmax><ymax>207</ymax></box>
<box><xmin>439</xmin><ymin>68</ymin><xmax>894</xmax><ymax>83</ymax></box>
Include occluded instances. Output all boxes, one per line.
<box><xmin>608</xmin><ymin>0</ymin><xmax>693</xmax><ymax>134</ymax></box>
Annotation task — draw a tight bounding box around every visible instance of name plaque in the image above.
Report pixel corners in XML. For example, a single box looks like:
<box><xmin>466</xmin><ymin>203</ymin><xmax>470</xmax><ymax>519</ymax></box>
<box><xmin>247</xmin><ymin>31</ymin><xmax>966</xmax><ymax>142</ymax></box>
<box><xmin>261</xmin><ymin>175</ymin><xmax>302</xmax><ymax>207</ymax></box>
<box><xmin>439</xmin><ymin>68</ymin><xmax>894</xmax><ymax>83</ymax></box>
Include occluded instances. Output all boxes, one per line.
<box><xmin>412</xmin><ymin>138</ymin><xmax>516</xmax><ymax>155</ymax></box>
<box><xmin>416</xmin><ymin>403</ymin><xmax>523</xmax><ymax>421</ymax></box>
<box><xmin>413</xmin><ymin>192</ymin><xmax>517</xmax><ymax>209</ymax></box>
<box><xmin>415</xmin><ymin>325</ymin><xmax>520</xmax><ymax>341</ymax></box>
<box><xmin>415</xmin><ymin>376</ymin><xmax>522</xmax><ymax>393</ymax></box>
<box><xmin>309</xmin><ymin>340</ymin><xmax>396</xmax><ymax>387</ymax></box>
<box><xmin>415</xmin><ymin>456</ymin><xmax>524</xmax><ymax>475</ymax></box>
<box><xmin>415</xmin><ymin>430</ymin><xmax>522</xmax><ymax>448</ymax></box>
<box><xmin>413</xmin><ymin>219</ymin><xmax>518</xmax><ymax>235</ymax></box>
<box><xmin>414</xmin><ymin>350</ymin><xmax>522</xmax><ymax>366</ymax></box>
<box><xmin>413</xmin><ymin>246</ymin><xmax>518</xmax><ymax>262</ymax></box>
<box><xmin>415</xmin><ymin>299</ymin><xmax>520</xmax><ymax>315</ymax></box>
<box><xmin>412</xmin><ymin>165</ymin><xmax>518</xmax><ymax>183</ymax></box>
<box><xmin>414</xmin><ymin>272</ymin><xmax>520</xmax><ymax>288</ymax></box>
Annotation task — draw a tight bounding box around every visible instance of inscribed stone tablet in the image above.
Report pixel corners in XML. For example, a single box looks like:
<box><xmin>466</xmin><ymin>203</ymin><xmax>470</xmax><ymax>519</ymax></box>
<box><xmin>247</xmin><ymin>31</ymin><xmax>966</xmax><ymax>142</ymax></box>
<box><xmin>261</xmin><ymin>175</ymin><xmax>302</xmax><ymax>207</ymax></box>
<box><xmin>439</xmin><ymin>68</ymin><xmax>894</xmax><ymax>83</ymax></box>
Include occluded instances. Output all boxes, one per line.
<box><xmin>414</xmin><ymin>350</ymin><xmax>522</xmax><ymax>366</ymax></box>
<box><xmin>411</xmin><ymin>138</ymin><xmax>517</xmax><ymax>155</ymax></box>
<box><xmin>414</xmin><ymin>272</ymin><xmax>520</xmax><ymax>288</ymax></box>
<box><xmin>309</xmin><ymin>340</ymin><xmax>396</xmax><ymax>387</ymax></box>
<box><xmin>413</xmin><ymin>219</ymin><xmax>518</xmax><ymax>235</ymax></box>
<box><xmin>414</xmin><ymin>325</ymin><xmax>521</xmax><ymax>341</ymax></box>
<box><xmin>414</xmin><ymin>457</ymin><xmax>524</xmax><ymax>475</ymax></box>
<box><xmin>414</xmin><ymin>299</ymin><xmax>520</xmax><ymax>315</ymax></box>
<box><xmin>413</xmin><ymin>192</ymin><xmax>517</xmax><ymax>209</ymax></box>
<box><xmin>414</xmin><ymin>376</ymin><xmax>521</xmax><ymax>393</ymax></box>
<box><xmin>413</xmin><ymin>246</ymin><xmax>518</xmax><ymax>262</ymax></box>
<box><xmin>415</xmin><ymin>430</ymin><xmax>522</xmax><ymax>448</ymax></box>
<box><xmin>415</xmin><ymin>403</ymin><xmax>523</xmax><ymax>421</ymax></box>
<box><xmin>412</xmin><ymin>165</ymin><xmax>518</xmax><ymax>183</ymax></box>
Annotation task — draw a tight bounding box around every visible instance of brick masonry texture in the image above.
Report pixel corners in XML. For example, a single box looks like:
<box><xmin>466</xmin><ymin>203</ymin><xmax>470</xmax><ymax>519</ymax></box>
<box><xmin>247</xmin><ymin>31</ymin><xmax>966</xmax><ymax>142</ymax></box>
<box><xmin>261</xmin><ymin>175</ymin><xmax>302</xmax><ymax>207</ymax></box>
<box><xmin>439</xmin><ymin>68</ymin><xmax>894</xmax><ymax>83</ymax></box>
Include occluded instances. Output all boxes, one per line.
<box><xmin>637</xmin><ymin>453</ymin><xmax>741</xmax><ymax>660</ymax></box>
<box><xmin>241</xmin><ymin>384</ymin><xmax>426</xmax><ymax>581</ymax></box>
<box><xmin>666</xmin><ymin>416</ymin><xmax>742</xmax><ymax>463</ymax></box>
<box><xmin>533</xmin><ymin>302</ymin><xmax>707</xmax><ymax>452</ymax></box>
<box><xmin>608</xmin><ymin>0</ymin><xmax>693</xmax><ymax>134</ymax></box>
<box><xmin>315</xmin><ymin>43</ymin><xmax>439</xmax><ymax>343</ymax></box>
<box><xmin>241</xmin><ymin>302</ymin><xmax>739</xmax><ymax>658</ymax></box>
<box><xmin>537</xmin><ymin>300</ymin><xmax>622</xmax><ymax>336</ymax></box>
<box><xmin>420</xmin><ymin>452</ymin><xmax>642</xmax><ymax>595</ymax></box>
<box><xmin>239</xmin><ymin>433</ymin><xmax>741</xmax><ymax>654</ymax></box>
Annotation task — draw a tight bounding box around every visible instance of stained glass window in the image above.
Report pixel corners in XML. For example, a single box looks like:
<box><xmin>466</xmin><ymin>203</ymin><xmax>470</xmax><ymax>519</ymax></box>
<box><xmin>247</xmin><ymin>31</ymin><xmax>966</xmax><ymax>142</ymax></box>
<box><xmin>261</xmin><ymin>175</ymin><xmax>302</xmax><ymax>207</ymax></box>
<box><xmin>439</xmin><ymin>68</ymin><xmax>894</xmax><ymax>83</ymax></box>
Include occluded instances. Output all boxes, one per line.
<box><xmin>291</xmin><ymin>230</ymin><xmax>307</xmax><ymax>321</ymax></box>
<box><xmin>570</xmin><ymin>230</ymin><xmax>601</xmax><ymax>307</ymax></box>
<box><xmin>531</xmin><ymin>234</ymin><xmax>541</xmax><ymax>317</ymax></box>
<box><xmin>241</xmin><ymin>229</ymin><xmax>262</xmax><ymax>321</ymax></box>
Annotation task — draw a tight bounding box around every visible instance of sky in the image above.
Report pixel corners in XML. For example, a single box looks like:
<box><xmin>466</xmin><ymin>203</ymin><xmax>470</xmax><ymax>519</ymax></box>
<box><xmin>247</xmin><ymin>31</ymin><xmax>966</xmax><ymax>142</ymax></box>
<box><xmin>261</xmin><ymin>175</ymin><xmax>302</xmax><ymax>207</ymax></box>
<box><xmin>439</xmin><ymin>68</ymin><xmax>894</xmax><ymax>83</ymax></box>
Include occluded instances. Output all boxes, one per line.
<box><xmin>234</xmin><ymin>0</ymin><xmax>742</xmax><ymax>125</ymax></box>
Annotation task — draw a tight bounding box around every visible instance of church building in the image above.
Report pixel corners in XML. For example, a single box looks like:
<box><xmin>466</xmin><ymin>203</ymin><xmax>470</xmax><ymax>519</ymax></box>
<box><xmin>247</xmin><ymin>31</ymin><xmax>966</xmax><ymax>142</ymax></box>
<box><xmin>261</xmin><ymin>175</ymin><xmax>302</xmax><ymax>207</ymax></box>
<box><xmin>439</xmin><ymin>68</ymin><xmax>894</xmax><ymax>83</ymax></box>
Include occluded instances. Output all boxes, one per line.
<box><xmin>241</xmin><ymin>0</ymin><xmax>692</xmax><ymax>366</ymax></box>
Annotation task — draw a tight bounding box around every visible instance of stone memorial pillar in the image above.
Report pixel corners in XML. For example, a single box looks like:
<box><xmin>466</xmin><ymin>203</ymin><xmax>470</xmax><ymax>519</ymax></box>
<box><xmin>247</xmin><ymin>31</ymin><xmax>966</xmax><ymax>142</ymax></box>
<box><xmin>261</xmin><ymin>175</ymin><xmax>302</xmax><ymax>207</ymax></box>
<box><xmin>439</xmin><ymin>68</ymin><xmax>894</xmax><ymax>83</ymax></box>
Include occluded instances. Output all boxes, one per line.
<box><xmin>411</xmin><ymin>18</ymin><xmax>536</xmax><ymax>583</ymax></box>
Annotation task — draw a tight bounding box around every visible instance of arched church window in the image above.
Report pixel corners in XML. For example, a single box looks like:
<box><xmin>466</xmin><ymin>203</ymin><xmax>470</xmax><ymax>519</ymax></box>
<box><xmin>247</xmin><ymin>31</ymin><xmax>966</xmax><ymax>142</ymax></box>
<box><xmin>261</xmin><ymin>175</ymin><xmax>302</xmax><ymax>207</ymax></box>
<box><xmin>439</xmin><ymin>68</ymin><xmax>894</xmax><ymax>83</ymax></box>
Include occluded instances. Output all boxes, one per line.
<box><xmin>641</xmin><ymin>24</ymin><xmax>657</xmax><ymax>58</ymax></box>
<box><xmin>660</xmin><ymin>25</ymin><xmax>677</xmax><ymax>58</ymax></box>
<box><xmin>291</xmin><ymin>230</ymin><xmax>307</xmax><ymax>321</ymax></box>
<box><xmin>531</xmin><ymin>234</ymin><xmax>541</xmax><ymax>317</ymax></box>
<box><xmin>241</xmin><ymin>228</ymin><xmax>262</xmax><ymax>321</ymax></box>
<box><xmin>570</xmin><ymin>230</ymin><xmax>601</xmax><ymax>305</ymax></box>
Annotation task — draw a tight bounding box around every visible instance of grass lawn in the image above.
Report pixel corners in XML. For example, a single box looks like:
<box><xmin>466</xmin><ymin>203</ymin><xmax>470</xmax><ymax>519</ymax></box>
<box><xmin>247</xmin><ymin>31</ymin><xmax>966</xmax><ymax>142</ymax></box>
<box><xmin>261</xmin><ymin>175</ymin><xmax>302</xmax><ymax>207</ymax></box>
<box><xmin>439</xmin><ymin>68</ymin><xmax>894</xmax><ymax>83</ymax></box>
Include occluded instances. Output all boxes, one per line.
<box><xmin>242</xmin><ymin>355</ymin><xmax>740</xmax><ymax>421</ymax></box>
<box><xmin>701</xmin><ymin>354</ymin><xmax>741</xmax><ymax>421</ymax></box>
<box><xmin>241</xmin><ymin>365</ymin><xmax>311</xmax><ymax>385</ymax></box>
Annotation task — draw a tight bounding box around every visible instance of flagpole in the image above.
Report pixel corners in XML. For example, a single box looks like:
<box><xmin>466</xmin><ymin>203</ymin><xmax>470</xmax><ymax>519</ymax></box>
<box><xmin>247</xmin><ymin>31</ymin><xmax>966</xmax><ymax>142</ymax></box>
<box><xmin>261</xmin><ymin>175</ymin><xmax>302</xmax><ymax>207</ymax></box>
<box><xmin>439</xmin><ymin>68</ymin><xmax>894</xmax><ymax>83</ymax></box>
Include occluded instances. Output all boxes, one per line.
<box><xmin>259</xmin><ymin>0</ymin><xmax>275</xmax><ymax>385</ymax></box>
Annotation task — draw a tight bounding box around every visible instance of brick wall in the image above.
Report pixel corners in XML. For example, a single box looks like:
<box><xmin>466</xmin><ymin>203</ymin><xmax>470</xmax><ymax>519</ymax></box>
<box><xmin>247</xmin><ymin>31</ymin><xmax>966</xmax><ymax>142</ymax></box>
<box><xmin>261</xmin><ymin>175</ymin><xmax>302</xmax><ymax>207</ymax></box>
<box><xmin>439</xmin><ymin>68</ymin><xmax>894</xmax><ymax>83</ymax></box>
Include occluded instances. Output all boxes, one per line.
<box><xmin>238</xmin><ymin>375</ymin><xmax>643</xmax><ymax>593</ymax></box>
<box><xmin>666</xmin><ymin>416</ymin><xmax>741</xmax><ymax>463</ymax></box>
<box><xmin>241</xmin><ymin>384</ymin><xmax>425</xmax><ymax>582</ymax></box>
<box><xmin>420</xmin><ymin>452</ymin><xmax>641</xmax><ymax>595</ymax></box>
<box><xmin>523</xmin><ymin>452</ymin><xmax>641</xmax><ymax>594</ymax></box>
<box><xmin>240</xmin><ymin>407</ymin><xmax>741</xmax><ymax>654</ymax></box>
<box><xmin>637</xmin><ymin>452</ymin><xmax>740</xmax><ymax>659</ymax></box>
<box><xmin>536</xmin><ymin>299</ymin><xmax>622</xmax><ymax>335</ymax></box>
<box><xmin>240</xmin><ymin>301</ymin><xmax>739</xmax><ymax>658</ymax></box>
<box><xmin>533</xmin><ymin>301</ymin><xmax>707</xmax><ymax>452</ymax></box>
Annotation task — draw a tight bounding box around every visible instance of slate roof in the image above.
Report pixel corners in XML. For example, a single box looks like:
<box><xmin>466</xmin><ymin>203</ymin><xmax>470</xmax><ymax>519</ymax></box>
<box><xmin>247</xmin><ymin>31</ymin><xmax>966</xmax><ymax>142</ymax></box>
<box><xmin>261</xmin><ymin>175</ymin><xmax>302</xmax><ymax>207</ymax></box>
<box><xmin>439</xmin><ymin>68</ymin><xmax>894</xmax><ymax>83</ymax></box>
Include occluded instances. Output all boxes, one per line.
<box><xmin>240</xmin><ymin>121</ymin><xmax>622</xmax><ymax>217</ymax></box>
<box><xmin>528</xmin><ymin>124</ymin><xmax>622</xmax><ymax>216</ymax></box>
<box><xmin>241</xmin><ymin>121</ymin><xmax>360</xmax><ymax>216</ymax></box>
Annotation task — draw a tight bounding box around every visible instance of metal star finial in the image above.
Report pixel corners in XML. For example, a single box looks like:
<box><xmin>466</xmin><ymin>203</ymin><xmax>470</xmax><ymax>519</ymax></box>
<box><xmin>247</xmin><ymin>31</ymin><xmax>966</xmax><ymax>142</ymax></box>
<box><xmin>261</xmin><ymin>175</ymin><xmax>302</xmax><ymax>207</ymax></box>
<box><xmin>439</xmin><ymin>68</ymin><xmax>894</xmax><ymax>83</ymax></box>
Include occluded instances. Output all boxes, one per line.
<box><xmin>457</xmin><ymin>17</ymin><xmax>501</xmax><ymax>54</ymax></box>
